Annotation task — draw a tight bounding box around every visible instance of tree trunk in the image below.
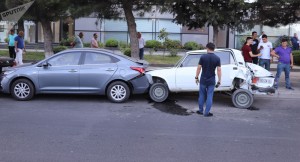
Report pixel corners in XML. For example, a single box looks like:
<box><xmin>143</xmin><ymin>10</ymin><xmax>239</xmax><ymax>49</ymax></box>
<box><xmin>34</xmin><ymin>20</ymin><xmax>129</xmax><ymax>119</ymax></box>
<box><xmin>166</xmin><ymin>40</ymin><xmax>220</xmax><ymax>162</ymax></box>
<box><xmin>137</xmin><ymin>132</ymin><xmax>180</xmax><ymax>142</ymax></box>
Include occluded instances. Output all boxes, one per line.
<box><xmin>40</xmin><ymin>19</ymin><xmax>54</xmax><ymax>58</ymax></box>
<box><xmin>122</xmin><ymin>0</ymin><xmax>139</xmax><ymax>59</ymax></box>
<box><xmin>212</xmin><ymin>25</ymin><xmax>219</xmax><ymax>47</ymax></box>
<box><xmin>17</xmin><ymin>19</ymin><xmax>24</xmax><ymax>32</ymax></box>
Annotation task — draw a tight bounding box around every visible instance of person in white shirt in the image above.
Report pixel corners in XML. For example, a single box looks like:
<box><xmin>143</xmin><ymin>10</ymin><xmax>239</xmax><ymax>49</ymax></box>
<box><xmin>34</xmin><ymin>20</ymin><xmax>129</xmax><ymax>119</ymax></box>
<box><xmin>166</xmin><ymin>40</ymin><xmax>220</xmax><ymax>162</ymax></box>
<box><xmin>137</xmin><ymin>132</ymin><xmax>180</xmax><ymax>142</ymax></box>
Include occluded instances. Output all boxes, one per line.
<box><xmin>137</xmin><ymin>32</ymin><xmax>145</xmax><ymax>60</ymax></box>
<box><xmin>257</xmin><ymin>34</ymin><xmax>273</xmax><ymax>71</ymax></box>
<box><xmin>91</xmin><ymin>33</ymin><xmax>99</xmax><ymax>48</ymax></box>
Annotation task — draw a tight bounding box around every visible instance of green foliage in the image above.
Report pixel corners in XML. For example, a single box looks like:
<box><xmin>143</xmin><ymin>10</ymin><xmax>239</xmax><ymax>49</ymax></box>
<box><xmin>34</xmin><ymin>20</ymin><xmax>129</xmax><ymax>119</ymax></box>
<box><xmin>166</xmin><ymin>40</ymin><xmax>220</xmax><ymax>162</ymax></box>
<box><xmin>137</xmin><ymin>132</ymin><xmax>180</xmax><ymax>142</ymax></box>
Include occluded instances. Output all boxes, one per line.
<box><xmin>184</xmin><ymin>41</ymin><xmax>200</xmax><ymax>50</ymax></box>
<box><xmin>53</xmin><ymin>46</ymin><xmax>68</xmax><ymax>54</ymax></box>
<box><xmin>119</xmin><ymin>41</ymin><xmax>129</xmax><ymax>48</ymax></box>
<box><xmin>60</xmin><ymin>37</ymin><xmax>74</xmax><ymax>46</ymax></box>
<box><xmin>145</xmin><ymin>40</ymin><xmax>162</xmax><ymax>49</ymax></box>
<box><xmin>98</xmin><ymin>42</ymin><xmax>104</xmax><ymax>48</ymax></box>
<box><xmin>83</xmin><ymin>42</ymin><xmax>91</xmax><ymax>47</ymax></box>
<box><xmin>4</xmin><ymin>38</ymin><xmax>9</xmax><ymax>43</ymax></box>
<box><xmin>293</xmin><ymin>50</ymin><xmax>300</xmax><ymax>56</ymax></box>
<box><xmin>158</xmin><ymin>28</ymin><xmax>169</xmax><ymax>42</ymax></box>
<box><xmin>164</xmin><ymin>39</ymin><xmax>182</xmax><ymax>49</ymax></box>
<box><xmin>123</xmin><ymin>48</ymin><xmax>131</xmax><ymax>57</ymax></box>
<box><xmin>105</xmin><ymin>39</ymin><xmax>119</xmax><ymax>47</ymax></box>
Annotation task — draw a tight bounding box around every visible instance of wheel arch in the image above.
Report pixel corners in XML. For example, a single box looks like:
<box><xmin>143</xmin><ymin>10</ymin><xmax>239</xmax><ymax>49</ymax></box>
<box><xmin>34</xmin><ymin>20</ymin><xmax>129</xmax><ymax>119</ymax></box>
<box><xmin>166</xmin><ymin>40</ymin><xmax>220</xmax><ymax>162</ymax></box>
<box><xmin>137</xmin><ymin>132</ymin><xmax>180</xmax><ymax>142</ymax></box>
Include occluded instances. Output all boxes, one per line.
<box><xmin>9</xmin><ymin>76</ymin><xmax>36</xmax><ymax>94</ymax></box>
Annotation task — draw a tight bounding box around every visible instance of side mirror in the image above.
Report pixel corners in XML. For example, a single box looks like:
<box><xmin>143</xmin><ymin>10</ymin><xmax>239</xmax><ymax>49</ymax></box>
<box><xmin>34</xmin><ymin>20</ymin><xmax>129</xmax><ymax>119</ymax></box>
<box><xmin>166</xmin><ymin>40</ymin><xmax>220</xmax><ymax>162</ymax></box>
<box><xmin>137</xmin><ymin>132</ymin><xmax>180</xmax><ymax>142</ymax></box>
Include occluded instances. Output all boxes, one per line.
<box><xmin>42</xmin><ymin>62</ymin><xmax>49</xmax><ymax>67</ymax></box>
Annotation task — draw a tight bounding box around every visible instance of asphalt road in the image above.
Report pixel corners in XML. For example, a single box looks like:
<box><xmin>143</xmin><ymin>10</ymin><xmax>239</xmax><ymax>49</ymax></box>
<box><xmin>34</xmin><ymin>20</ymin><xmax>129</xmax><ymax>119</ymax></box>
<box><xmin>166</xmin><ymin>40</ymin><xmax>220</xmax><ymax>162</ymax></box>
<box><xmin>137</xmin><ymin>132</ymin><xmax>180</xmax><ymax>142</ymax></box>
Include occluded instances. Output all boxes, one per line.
<box><xmin>0</xmin><ymin>92</ymin><xmax>299</xmax><ymax>162</ymax></box>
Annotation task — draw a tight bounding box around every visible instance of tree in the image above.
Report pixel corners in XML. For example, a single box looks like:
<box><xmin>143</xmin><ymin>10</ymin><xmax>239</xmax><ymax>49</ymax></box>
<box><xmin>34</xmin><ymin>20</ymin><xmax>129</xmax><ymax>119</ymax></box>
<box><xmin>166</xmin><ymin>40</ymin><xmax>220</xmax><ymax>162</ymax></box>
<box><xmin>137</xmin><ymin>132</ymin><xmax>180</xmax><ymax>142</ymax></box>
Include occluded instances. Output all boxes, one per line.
<box><xmin>166</xmin><ymin>0</ymin><xmax>249</xmax><ymax>46</ymax></box>
<box><xmin>70</xmin><ymin>0</ymin><xmax>162</xmax><ymax>59</ymax></box>
<box><xmin>6</xmin><ymin>0</ymin><xmax>71</xmax><ymax>58</ymax></box>
<box><xmin>248</xmin><ymin>0</ymin><xmax>300</xmax><ymax>27</ymax></box>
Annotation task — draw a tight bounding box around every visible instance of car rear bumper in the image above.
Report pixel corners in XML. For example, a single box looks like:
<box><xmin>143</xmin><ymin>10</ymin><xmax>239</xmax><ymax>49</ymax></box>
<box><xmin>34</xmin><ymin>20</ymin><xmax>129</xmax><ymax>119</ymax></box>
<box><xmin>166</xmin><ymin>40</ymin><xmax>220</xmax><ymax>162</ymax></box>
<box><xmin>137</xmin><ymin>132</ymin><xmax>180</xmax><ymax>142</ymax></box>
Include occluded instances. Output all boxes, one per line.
<box><xmin>252</xmin><ymin>85</ymin><xmax>276</xmax><ymax>94</ymax></box>
<box><xmin>129</xmin><ymin>74</ymin><xmax>153</xmax><ymax>94</ymax></box>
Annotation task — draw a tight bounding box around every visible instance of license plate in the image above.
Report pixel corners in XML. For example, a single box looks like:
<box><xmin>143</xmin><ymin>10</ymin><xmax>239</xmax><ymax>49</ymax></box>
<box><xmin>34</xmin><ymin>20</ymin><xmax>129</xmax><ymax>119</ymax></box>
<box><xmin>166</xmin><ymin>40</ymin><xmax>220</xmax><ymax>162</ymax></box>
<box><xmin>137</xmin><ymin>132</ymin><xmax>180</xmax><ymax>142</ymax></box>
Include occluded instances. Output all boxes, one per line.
<box><xmin>258</xmin><ymin>78</ymin><xmax>273</xmax><ymax>84</ymax></box>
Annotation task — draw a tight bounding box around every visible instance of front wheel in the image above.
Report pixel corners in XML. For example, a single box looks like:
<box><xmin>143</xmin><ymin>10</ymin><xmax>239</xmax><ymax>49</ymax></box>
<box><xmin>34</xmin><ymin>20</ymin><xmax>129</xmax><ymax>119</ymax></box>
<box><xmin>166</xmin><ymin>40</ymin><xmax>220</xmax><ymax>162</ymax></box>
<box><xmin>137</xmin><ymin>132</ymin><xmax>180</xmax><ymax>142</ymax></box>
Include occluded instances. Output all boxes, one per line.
<box><xmin>149</xmin><ymin>83</ymin><xmax>169</xmax><ymax>102</ymax></box>
<box><xmin>106</xmin><ymin>81</ymin><xmax>130</xmax><ymax>103</ymax></box>
<box><xmin>11</xmin><ymin>79</ymin><xmax>35</xmax><ymax>101</ymax></box>
<box><xmin>231</xmin><ymin>89</ymin><xmax>253</xmax><ymax>109</ymax></box>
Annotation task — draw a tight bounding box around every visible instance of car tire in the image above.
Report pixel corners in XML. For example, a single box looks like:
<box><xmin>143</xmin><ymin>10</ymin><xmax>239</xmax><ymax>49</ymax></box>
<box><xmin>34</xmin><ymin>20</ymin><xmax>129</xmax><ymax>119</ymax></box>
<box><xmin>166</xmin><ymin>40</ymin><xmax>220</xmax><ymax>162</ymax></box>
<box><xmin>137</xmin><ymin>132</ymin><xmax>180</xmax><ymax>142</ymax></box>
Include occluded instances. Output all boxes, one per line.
<box><xmin>107</xmin><ymin>81</ymin><xmax>130</xmax><ymax>103</ymax></box>
<box><xmin>149</xmin><ymin>83</ymin><xmax>169</xmax><ymax>102</ymax></box>
<box><xmin>231</xmin><ymin>89</ymin><xmax>253</xmax><ymax>109</ymax></box>
<box><xmin>11</xmin><ymin>79</ymin><xmax>35</xmax><ymax>101</ymax></box>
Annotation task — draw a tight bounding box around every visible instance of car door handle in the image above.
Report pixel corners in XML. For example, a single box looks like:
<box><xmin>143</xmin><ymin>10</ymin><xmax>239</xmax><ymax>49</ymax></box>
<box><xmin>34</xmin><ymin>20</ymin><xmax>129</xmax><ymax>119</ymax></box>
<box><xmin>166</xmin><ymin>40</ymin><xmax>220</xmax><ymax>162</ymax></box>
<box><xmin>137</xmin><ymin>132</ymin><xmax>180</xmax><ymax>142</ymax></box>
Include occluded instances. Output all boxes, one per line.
<box><xmin>233</xmin><ymin>67</ymin><xmax>238</xmax><ymax>70</ymax></box>
<box><xmin>69</xmin><ymin>69</ymin><xmax>78</xmax><ymax>73</ymax></box>
<box><xmin>105</xmin><ymin>68</ymin><xmax>115</xmax><ymax>72</ymax></box>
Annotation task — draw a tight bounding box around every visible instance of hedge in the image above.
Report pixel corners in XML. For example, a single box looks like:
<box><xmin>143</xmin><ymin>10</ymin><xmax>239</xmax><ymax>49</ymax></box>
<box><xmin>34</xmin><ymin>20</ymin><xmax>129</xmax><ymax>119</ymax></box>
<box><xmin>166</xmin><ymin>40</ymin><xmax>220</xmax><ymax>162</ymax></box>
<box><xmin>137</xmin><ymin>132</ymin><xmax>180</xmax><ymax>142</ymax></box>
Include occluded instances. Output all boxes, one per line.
<box><xmin>184</xmin><ymin>41</ymin><xmax>200</xmax><ymax>50</ymax></box>
<box><xmin>145</xmin><ymin>40</ymin><xmax>162</xmax><ymax>49</ymax></box>
<box><xmin>105</xmin><ymin>39</ymin><xmax>119</xmax><ymax>47</ymax></box>
<box><xmin>53</xmin><ymin>46</ymin><xmax>68</xmax><ymax>53</ymax></box>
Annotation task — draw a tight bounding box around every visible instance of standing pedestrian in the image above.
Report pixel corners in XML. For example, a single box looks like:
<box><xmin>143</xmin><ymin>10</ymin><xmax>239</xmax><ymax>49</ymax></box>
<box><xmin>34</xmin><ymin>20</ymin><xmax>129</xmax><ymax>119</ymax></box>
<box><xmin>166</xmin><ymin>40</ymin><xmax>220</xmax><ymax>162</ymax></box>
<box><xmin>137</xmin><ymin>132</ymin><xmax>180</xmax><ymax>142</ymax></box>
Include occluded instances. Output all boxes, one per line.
<box><xmin>91</xmin><ymin>33</ymin><xmax>99</xmax><ymax>48</ymax></box>
<box><xmin>291</xmin><ymin>33</ymin><xmax>299</xmax><ymax>50</ymax></box>
<box><xmin>251</xmin><ymin>31</ymin><xmax>260</xmax><ymax>64</ymax></box>
<box><xmin>195</xmin><ymin>43</ymin><xmax>221</xmax><ymax>117</ymax></box>
<box><xmin>73</xmin><ymin>32</ymin><xmax>83</xmax><ymax>48</ymax></box>
<box><xmin>272</xmin><ymin>39</ymin><xmax>294</xmax><ymax>90</ymax></box>
<box><xmin>257</xmin><ymin>34</ymin><xmax>273</xmax><ymax>71</ymax></box>
<box><xmin>242</xmin><ymin>37</ymin><xmax>261</xmax><ymax>63</ymax></box>
<box><xmin>137</xmin><ymin>32</ymin><xmax>145</xmax><ymax>60</ymax></box>
<box><xmin>8</xmin><ymin>29</ymin><xmax>17</xmax><ymax>59</ymax></box>
<box><xmin>14</xmin><ymin>31</ymin><xmax>25</xmax><ymax>66</ymax></box>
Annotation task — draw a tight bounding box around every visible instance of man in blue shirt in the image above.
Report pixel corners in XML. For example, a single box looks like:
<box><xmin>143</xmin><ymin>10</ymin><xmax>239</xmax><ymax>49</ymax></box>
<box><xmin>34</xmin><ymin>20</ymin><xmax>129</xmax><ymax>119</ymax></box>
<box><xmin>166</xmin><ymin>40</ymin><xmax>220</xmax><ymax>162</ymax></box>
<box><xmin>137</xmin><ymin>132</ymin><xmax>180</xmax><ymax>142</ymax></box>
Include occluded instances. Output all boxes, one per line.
<box><xmin>8</xmin><ymin>29</ymin><xmax>17</xmax><ymax>59</ymax></box>
<box><xmin>14</xmin><ymin>31</ymin><xmax>25</xmax><ymax>66</ymax></box>
<box><xmin>271</xmin><ymin>39</ymin><xmax>294</xmax><ymax>90</ymax></box>
<box><xmin>195</xmin><ymin>43</ymin><xmax>222</xmax><ymax>117</ymax></box>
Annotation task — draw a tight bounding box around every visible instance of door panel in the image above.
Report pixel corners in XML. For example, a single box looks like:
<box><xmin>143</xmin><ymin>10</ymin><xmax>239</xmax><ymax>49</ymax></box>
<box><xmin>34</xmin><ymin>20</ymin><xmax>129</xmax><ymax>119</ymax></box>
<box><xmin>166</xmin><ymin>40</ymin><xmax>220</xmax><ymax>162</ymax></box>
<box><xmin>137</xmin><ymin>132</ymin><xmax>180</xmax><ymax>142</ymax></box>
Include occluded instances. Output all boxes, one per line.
<box><xmin>38</xmin><ymin>52</ymin><xmax>81</xmax><ymax>91</ymax></box>
<box><xmin>79</xmin><ymin>52</ymin><xmax>118</xmax><ymax>92</ymax></box>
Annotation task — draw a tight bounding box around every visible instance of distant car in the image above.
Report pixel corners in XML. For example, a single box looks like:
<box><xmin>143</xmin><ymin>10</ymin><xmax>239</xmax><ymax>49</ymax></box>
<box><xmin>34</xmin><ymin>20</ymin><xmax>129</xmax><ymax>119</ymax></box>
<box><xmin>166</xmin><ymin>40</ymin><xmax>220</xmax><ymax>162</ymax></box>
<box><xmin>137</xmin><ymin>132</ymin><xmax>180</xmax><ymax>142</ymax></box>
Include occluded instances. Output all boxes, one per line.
<box><xmin>147</xmin><ymin>49</ymin><xmax>275</xmax><ymax>109</ymax></box>
<box><xmin>0</xmin><ymin>48</ymin><xmax>152</xmax><ymax>102</ymax></box>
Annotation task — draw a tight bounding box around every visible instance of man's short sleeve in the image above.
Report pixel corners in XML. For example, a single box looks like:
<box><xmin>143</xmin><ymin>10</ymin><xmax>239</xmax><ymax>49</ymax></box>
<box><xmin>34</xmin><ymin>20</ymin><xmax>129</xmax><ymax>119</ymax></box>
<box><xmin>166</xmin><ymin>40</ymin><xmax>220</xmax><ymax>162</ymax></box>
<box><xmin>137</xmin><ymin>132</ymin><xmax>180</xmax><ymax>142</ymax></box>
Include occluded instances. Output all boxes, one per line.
<box><xmin>257</xmin><ymin>42</ymin><xmax>262</xmax><ymax>49</ymax></box>
<box><xmin>14</xmin><ymin>36</ymin><xmax>18</xmax><ymax>42</ymax></box>
<box><xmin>217</xmin><ymin>57</ymin><xmax>221</xmax><ymax>67</ymax></box>
<box><xmin>274</xmin><ymin>47</ymin><xmax>280</xmax><ymax>54</ymax></box>
<box><xmin>269</xmin><ymin>42</ymin><xmax>273</xmax><ymax>49</ymax></box>
<box><xmin>198</xmin><ymin>57</ymin><xmax>203</xmax><ymax>65</ymax></box>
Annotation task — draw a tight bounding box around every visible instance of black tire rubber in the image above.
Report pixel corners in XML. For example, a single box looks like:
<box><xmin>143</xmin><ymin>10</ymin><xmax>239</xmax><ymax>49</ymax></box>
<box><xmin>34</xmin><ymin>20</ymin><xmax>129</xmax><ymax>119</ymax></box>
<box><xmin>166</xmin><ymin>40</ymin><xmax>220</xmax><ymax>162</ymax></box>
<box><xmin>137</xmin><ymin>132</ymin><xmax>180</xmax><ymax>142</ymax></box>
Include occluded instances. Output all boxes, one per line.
<box><xmin>106</xmin><ymin>81</ymin><xmax>130</xmax><ymax>103</ymax></box>
<box><xmin>149</xmin><ymin>83</ymin><xmax>169</xmax><ymax>102</ymax></box>
<box><xmin>231</xmin><ymin>89</ymin><xmax>253</xmax><ymax>109</ymax></box>
<box><xmin>10</xmin><ymin>79</ymin><xmax>35</xmax><ymax>101</ymax></box>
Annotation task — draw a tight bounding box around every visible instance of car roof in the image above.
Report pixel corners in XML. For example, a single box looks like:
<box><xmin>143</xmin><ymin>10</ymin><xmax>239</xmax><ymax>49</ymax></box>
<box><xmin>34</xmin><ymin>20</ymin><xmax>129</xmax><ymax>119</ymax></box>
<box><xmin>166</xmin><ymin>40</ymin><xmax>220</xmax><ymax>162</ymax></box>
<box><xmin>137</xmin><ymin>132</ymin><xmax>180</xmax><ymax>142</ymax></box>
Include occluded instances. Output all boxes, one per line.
<box><xmin>62</xmin><ymin>48</ymin><xmax>115</xmax><ymax>54</ymax></box>
<box><xmin>186</xmin><ymin>48</ymin><xmax>239</xmax><ymax>55</ymax></box>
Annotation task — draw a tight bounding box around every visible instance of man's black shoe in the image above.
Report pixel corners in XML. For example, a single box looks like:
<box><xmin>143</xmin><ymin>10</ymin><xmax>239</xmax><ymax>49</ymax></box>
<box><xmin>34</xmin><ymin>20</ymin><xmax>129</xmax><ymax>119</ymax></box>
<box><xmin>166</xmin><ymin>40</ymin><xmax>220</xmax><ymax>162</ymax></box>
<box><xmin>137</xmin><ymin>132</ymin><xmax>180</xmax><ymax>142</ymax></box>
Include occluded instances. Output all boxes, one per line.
<box><xmin>196</xmin><ymin>111</ymin><xmax>203</xmax><ymax>115</ymax></box>
<box><xmin>204</xmin><ymin>112</ymin><xmax>213</xmax><ymax>117</ymax></box>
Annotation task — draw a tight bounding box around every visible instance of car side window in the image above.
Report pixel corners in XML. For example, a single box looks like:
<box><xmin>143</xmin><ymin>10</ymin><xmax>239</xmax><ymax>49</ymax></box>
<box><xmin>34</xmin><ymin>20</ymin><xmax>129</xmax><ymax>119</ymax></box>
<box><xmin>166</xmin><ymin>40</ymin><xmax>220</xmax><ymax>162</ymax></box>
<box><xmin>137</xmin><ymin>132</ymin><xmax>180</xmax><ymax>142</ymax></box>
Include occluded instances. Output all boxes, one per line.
<box><xmin>84</xmin><ymin>52</ymin><xmax>117</xmax><ymax>65</ymax></box>
<box><xmin>181</xmin><ymin>54</ymin><xmax>201</xmax><ymax>67</ymax></box>
<box><xmin>214</xmin><ymin>51</ymin><xmax>232</xmax><ymax>65</ymax></box>
<box><xmin>48</xmin><ymin>52</ymin><xmax>81</xmax><ymax>66</ymax></box>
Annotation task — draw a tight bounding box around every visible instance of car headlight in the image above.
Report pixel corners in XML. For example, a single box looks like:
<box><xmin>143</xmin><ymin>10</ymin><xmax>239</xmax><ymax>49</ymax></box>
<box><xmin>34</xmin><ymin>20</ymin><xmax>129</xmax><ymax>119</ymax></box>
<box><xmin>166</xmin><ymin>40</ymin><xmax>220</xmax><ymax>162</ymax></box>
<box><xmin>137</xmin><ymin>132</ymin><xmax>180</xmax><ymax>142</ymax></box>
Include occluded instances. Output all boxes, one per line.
<box><xmin>3</xmin><ymin>70</ymin><xmax>16</xmax><ymax>75</ymax></box>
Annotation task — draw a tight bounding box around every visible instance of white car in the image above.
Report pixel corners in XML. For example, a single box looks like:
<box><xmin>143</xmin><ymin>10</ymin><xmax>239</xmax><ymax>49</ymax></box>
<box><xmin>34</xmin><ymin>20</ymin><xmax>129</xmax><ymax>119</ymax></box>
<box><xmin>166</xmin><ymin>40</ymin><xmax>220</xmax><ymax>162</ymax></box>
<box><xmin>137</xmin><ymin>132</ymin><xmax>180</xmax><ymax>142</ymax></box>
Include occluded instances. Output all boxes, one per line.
<box><xmin>147</xmin><ymin>49</ymin><xmax>275</xmax><ymax>109</ymax></box>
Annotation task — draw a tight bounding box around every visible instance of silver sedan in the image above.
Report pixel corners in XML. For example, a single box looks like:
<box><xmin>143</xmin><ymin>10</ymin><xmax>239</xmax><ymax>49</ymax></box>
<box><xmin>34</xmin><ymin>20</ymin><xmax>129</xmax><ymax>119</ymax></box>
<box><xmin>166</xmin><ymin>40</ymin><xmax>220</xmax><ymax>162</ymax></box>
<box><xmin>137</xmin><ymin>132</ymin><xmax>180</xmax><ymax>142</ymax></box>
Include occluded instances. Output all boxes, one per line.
<box><xmin>0</xmin><ymin>48</ymin><xmax>152</xmax><ymax>103</ymax></box>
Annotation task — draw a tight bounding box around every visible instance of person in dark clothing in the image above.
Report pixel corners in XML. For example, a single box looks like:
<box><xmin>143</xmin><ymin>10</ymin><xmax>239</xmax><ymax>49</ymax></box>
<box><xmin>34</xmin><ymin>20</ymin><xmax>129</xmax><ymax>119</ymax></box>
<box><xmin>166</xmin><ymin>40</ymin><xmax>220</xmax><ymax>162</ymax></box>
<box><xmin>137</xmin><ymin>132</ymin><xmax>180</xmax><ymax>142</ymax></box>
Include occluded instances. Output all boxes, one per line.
<box><xmin>242</xmin><ymin>37</ymin><xmax>261</xmax><ymax>63</ymax></box>
<box><xmin>195</xmin><ymin>43</ymin><xmax>221</xmax><ymax>117</ymax></box>
<box><xmin>251</xmin><ymin>31</ymin><xmax>259</xmax><ymax>64</ymax></box>
<box><xmin>291</xmin><ymin>33</ymin><xmax>299</xmax><ymax>50</ymax></box>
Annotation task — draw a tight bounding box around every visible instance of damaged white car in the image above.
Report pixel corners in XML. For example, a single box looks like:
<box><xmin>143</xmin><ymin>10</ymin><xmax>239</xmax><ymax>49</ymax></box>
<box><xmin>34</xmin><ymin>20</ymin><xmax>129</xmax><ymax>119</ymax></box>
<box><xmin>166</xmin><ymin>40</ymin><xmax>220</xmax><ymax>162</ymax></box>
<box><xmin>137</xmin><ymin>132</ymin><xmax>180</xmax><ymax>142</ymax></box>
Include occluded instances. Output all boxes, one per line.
<box><xmin>147</xmin><ymin>49</ymin><xmax>275</xmax><ymax>109</ymax></box>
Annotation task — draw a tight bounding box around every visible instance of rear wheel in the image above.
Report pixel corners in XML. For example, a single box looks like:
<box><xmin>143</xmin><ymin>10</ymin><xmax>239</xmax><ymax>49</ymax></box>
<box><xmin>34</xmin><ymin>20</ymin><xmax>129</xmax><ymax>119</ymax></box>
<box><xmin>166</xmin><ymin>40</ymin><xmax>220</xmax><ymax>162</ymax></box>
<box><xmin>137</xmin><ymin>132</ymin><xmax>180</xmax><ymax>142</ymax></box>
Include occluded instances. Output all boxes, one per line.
<box><xmin>231</xmin><ymin>89</ymin><xmax>253</xmax><ymax>109</ymax></box>
<box><xmin>106</xmin><ymin>81</ymin><xmax>130</xmax><ymax>103</ymax></box>
<box><xmin>11</xmin><ymin>79</ymin><xmax>35</xmax><ymax>101</ymax></box>
<box><xmin>149</xmin><ymin>83</ymin><xmax>169</xmax><ymax>102</ymax></box>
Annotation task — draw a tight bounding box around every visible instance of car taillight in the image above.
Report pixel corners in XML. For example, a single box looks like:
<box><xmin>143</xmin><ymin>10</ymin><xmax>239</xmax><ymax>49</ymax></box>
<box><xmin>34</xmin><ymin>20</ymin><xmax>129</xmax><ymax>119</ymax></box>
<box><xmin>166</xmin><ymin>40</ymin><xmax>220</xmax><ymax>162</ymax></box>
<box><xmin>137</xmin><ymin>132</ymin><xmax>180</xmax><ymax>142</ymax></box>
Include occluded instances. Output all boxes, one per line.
<box><xmin>252</xmin><ymin>77</ymin><xmax>259</xmax><ymax>84</ymax></box>
<box><xmin>130</xmin><ymin>67</ymin><xmax>145</xmax><ymax>74</ymax></box>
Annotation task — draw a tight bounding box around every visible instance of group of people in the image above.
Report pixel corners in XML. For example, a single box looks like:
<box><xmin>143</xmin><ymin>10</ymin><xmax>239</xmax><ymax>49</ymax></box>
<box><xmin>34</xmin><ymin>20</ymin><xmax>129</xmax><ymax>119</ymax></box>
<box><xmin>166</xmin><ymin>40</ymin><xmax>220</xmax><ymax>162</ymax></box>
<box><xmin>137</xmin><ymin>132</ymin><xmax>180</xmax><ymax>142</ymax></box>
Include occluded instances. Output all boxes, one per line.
<box><xmin>8</xmin><ymin>29</ymin><xmax>26</xmax><ymax>66</ymax></box>
<box><xmin>72</xmin><ymin>32</ymin><xmax>145</xmax><ymax>60</ymax></box>
<box><xmin>242</xmin><ymin>31</ymin><xmax>295</xmax><ymax>90</ymax></box>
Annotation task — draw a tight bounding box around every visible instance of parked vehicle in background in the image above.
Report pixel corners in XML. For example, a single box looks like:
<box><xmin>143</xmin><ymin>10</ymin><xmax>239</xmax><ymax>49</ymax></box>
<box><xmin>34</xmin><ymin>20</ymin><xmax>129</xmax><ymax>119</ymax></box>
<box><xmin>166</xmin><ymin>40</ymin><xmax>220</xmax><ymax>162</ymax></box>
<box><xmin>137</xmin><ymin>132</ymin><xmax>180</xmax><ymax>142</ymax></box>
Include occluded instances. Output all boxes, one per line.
<box><xmin>147</xmin><ymin>49</ymin><xmax>275</xmax><ymax>109</ymax></box>
<box><xmin>0</xmin><ymin>48</ymin><xmax>152</xmax><ymax>103</ymax></box>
